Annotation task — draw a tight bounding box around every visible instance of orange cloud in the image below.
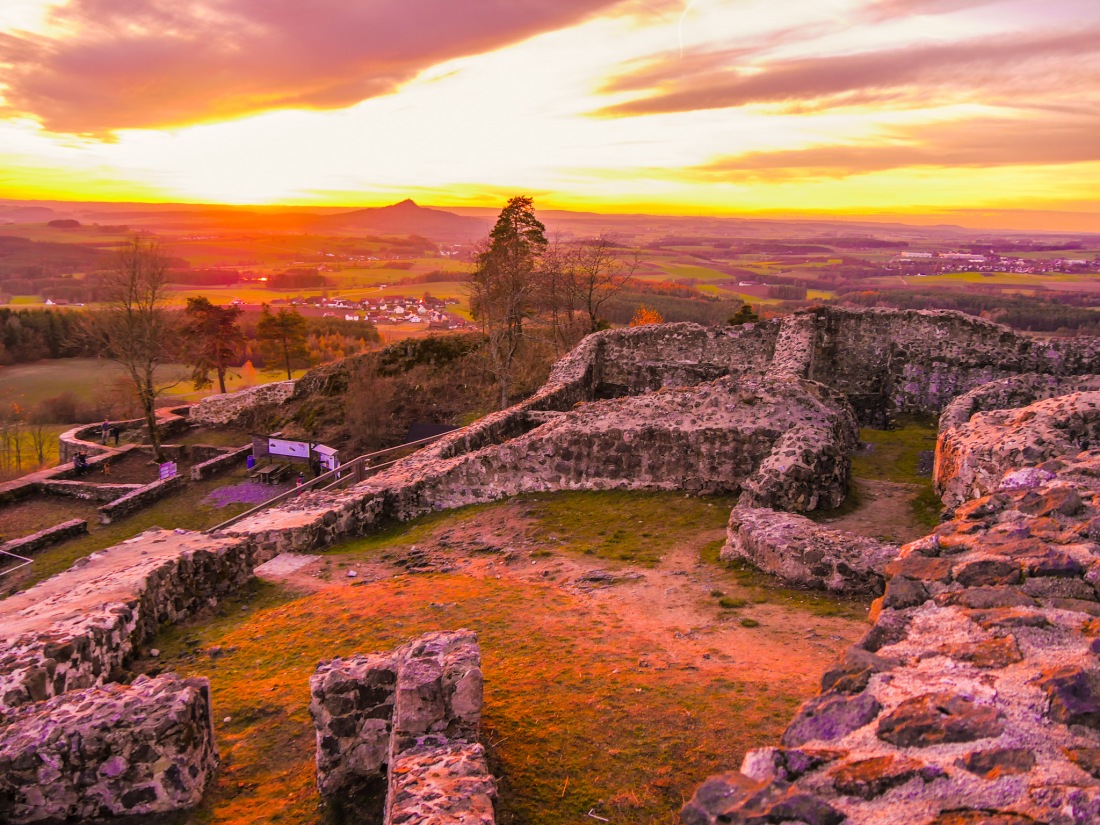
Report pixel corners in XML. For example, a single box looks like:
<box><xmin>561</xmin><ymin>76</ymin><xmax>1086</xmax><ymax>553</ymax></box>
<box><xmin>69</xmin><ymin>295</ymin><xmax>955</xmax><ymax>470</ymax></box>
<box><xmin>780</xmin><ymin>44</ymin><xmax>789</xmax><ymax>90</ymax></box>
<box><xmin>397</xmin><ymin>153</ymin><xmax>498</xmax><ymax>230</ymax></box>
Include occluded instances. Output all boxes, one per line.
<box><xmin>597</xmin><ymin>28</ymin><xmax>1100</xmax><ymax>116</ymax></box>
<box><xmin>0</xmin><ymin>0</ymin><xmax>628</xmax><ymax>135</ymax></box>
<box><xmin>693</xmin><ymin>115</ymin><xmax>1100</xmax><ymax>181</ymax></box>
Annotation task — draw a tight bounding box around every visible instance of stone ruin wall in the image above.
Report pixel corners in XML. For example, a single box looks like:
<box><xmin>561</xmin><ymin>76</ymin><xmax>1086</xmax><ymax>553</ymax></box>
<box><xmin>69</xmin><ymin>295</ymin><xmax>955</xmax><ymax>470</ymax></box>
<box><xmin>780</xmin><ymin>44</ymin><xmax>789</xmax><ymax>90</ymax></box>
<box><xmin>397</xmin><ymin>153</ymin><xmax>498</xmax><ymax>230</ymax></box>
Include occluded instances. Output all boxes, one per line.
<box><xmin>6</xmin><ymin>309</ymin><xmax>1100</xmax><ymax>823</ymax></box>
<box><xmin>806</xmin><ymin>307</ymin><xmax>1100</xmax><ymax>425</ymax></box>
<box><xmin>0</xmin><ymin>530</ymin><xmax>254</xmax><ymax>821</ymax></box>
<box><xmin>188</xmin><ymin>380</ymin><xmax>295</xmax><ymax>426</ymax></box>
<box><xmin>228</xmin><ymin>371</ymin><xmax>860</xmax><ymax>557</ymax></box>
<box><xmin>0</xmin><ymin>673</ymin><xmax>218</xmax><ymax>824</ymax></box>
<box><xmin>0</xmin><ymin>530</ymin><xmax>254</xmax><ymax>710</ymax></box>
<box><xmin>684</xmin><ymin>382</ymin><xmax>1100</xmax><ymax>825</ymax></box>
<box><xmin>723</xmin><ymin>506</ymin><xmax>897</xmax><ymax>596</ymax></box>
<box><xmin>309</xmin><ymin>630</ymin><xmax>495</xmax><ymax>825</ymax></box>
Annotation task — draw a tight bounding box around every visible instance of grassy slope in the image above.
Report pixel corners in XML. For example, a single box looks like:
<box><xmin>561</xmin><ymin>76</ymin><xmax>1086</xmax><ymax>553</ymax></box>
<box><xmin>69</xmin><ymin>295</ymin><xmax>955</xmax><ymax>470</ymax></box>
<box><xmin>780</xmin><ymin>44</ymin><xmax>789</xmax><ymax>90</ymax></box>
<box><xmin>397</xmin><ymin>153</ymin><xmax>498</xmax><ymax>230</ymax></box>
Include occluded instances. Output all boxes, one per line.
<box><xmin>147</xmin><ymin>490</ymin><xmax>865</xmax><ymax>825</ymax></box>
<box><xmin>0</xmin><ymin>358</ymin><xmax>300</xmax><ymax>407</ymax></box>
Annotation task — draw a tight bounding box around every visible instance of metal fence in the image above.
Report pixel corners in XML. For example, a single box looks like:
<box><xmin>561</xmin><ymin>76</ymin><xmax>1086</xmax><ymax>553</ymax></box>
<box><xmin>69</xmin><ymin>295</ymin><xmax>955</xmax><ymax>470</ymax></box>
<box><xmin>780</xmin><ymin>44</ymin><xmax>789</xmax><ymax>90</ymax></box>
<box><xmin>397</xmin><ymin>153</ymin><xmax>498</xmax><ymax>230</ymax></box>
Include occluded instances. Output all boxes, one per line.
<box><xmin>204</xmin><ymin>431</ymin><xmax>457</xmax><ymax>534</ymax></box>
<box><xmin>0</xmin><ymin>548</ymin><xmax>33</xmax><ymax>578</ymax></box>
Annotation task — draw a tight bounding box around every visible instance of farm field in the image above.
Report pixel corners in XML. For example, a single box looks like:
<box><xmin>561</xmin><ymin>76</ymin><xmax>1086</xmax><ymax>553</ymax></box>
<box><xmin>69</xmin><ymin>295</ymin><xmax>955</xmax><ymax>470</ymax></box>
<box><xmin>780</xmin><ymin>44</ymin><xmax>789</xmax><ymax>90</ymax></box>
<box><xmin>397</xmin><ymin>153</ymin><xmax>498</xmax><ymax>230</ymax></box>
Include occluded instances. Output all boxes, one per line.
<box><xmin>0</xmin><ymin>358</ymin><xmax>301</xmax><ymax>409</ymax></box>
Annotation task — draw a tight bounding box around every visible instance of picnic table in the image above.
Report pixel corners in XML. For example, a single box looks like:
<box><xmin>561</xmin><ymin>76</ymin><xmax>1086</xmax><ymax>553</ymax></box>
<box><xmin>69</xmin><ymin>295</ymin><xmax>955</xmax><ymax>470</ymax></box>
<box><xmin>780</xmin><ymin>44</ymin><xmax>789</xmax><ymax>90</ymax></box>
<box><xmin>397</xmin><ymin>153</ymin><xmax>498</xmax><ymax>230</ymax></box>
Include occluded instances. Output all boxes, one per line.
<box><xmin>254</xmin><ymin>463</ymin><xmax>291</xmax><ymax>484</ymax></box>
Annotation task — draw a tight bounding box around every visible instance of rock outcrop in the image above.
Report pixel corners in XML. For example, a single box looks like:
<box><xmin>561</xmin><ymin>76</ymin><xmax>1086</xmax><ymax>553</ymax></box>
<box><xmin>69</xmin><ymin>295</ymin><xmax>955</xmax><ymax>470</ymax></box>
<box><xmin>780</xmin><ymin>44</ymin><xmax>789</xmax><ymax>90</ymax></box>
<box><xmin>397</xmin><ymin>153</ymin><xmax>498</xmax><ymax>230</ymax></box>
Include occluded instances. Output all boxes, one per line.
<box><xmin>0</xmin><ymin>673</ymin><xmax>217</xmax><ymax>824</ymax></box>
<box><xmin>310</xmin><ymin>631</ymin><xmax>492</xmax><ymax>825</ymax></box>
<box><xmin>723</xmin><ymin>506</ymin><xmax>897</xmax><ymax>595</ymax></box>
<box><xmin>686</xmin><ymin>387</ymin><xmax>1100</xmax><ymax>825</ymax></box>
<box><xmin>935</xmin><ymin>391</ymin><xmax>1100</xmax><ymax>510</ymax></box>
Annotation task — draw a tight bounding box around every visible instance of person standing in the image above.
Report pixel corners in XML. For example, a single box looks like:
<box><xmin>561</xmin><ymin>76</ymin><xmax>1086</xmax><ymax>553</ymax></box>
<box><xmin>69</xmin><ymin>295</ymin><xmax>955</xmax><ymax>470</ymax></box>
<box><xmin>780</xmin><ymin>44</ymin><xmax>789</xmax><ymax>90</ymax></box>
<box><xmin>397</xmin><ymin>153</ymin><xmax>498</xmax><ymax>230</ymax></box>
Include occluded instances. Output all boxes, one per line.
<box><xmin>101</xmin><ymin>418</ymin><xmax>110</xmax><ymax>444</ymax></box>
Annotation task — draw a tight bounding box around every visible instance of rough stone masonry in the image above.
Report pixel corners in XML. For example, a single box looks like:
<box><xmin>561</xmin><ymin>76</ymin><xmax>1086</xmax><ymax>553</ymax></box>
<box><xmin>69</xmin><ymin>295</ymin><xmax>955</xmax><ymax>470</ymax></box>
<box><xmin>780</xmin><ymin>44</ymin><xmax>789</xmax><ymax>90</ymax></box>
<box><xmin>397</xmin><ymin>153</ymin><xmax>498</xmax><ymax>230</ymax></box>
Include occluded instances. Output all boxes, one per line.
<box><xmin>4</xmin><ymin>308</ymin><xmax>1100</xmax><ymax>822</ymax></box>
<box><xmin>309</xmin><ymin>630</ymin><xmax>494</xmax><ymax>825</ymax></box>
<box><xmin>684</xmin><ymin>382</ymin><xmax>1100</xmax><ymax>824</ymax></box>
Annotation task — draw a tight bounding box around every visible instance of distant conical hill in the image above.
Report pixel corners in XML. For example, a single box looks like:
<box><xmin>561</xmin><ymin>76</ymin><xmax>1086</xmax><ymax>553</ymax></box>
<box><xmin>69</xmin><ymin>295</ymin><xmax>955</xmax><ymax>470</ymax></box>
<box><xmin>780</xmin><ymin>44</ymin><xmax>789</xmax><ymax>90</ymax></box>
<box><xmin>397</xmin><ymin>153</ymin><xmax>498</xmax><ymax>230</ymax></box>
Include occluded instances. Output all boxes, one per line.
<box><xmin>313</xmin><ymin>199</ymin><xmax>488</xmax><ymax>239</ymax></box>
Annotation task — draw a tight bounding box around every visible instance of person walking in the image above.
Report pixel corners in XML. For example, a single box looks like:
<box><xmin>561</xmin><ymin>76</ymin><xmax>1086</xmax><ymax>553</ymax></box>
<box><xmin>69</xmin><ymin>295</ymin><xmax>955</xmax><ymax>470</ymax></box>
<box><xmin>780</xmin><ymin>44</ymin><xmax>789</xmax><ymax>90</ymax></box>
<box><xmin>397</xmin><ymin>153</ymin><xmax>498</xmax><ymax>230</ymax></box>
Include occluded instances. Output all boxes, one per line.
<box><xmin>101</xmin><ymin>418</ymin><xmax>110</xmax><ymax>444</ymax></box>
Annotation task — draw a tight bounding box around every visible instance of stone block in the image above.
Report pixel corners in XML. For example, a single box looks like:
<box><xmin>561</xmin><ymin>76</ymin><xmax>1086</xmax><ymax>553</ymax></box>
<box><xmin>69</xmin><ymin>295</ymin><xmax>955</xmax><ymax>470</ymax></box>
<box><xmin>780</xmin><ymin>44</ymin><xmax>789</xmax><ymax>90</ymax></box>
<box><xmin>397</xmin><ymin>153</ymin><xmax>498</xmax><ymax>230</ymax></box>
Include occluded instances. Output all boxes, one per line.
<box><xmin>0</xmin><ymin>674</ymin><xmax>217</xmax><ymax>824</ymax></box>
<box><xmin>309</xmin><ymin>653</ymin><xmax>397</xmax><ymax>824</ymax></box>
<box><xmin>387</xmin><ymin>739</ymin><xmax>496</xmax><ymax>825</ymax></box>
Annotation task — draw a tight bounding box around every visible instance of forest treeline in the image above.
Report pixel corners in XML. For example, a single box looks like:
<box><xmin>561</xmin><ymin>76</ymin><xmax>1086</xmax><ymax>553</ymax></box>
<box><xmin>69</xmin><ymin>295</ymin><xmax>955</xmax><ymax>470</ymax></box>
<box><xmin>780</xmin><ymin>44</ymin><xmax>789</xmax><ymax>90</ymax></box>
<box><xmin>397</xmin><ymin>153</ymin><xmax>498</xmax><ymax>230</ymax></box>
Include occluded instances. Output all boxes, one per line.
<box><xmin>0</xmin><ymin>307</ymin><xmax>379</xmax><ymax>367</ymax></box>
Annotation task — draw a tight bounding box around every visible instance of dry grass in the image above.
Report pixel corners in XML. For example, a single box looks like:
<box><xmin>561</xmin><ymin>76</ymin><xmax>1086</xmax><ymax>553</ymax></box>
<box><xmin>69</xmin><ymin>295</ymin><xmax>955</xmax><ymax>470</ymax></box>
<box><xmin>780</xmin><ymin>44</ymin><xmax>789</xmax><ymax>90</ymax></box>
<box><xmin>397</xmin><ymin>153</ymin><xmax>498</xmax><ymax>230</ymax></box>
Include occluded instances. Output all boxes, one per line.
<box><xmin>144</xmin><ymin>490</ymin><xmax>866</xmax><ymax>825</ymax></box>
<box><xmin>156</xmin><ymin>573</ymin><xmax>810</xmax><ymax>825</ymax></box>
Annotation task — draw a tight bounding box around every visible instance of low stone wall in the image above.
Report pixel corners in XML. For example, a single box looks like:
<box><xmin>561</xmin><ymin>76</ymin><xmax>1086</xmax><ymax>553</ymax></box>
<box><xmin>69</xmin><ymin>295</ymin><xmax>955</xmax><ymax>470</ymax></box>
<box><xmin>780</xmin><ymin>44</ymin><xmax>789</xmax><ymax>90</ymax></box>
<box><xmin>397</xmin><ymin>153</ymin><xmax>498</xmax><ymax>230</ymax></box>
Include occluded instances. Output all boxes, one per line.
<box><xmin>0</xmin><ymin>673</ymin><xmax>218</xmax><ymax>824</ymax></box>
<box><xmin>939</xmin><ymin>373</ymin><xmax>1100</xmax><ymax>433</ymax></box>
<box><xmin>0</xmin><ymin>529</ymin><xmax>253</xmax><ymax>709</ymax></box>
<box><xmin>723</xmin><ymin>506</ymin><xmax>897</xmax><ymax>595</ymax></box>
<box><xmin>99</xmin><ymin>473</ymin><xmax>186</xmax><ymax>524</ymax></box>
<box><xmin>0</xmin><ymin>519</ymin><xmax>87</xmax><ymax>559</ymax></box>
<box><xmin>58</xmin><ymin>408</ymin><xmax>190</xmax><ymax>463</ymax></box>
<box><xmin>310</xmin><ymin>631</ymin><xmax>492</xmax><ymax>825</ymax></box>
<box><xmin>935</xmin><ymin>391</ymin><xmax>1100</xmax><ymax>510</ymax></box>
<box><xmin>228</xmin><ymin>375</ymin><xmax>858</xmax><ymax>555</ymax></box>
<box><xmin>42</xmin><ymin>479</ymin><xmax>141</xmax><ymax>502</ymax></box>
<box><xmin>190</xmin><ymin>443</ymin><xmax>252</xmax><ymax>481</ymax></box>
<box><xmin>189</xmin><ymin>381</ymin><xmax>295</xmax><ymax>426</ymax></box>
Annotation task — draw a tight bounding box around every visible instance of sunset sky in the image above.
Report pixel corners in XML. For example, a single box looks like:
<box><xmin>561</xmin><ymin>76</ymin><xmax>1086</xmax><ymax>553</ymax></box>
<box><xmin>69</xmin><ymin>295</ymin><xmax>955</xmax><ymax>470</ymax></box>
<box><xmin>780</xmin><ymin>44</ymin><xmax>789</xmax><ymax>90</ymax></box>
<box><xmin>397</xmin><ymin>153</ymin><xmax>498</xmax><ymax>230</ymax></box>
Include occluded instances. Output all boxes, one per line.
<box><xmin>1</xmin><ymin>0</ymin><xmax>1098</xmax><ymax>229</ymax></box>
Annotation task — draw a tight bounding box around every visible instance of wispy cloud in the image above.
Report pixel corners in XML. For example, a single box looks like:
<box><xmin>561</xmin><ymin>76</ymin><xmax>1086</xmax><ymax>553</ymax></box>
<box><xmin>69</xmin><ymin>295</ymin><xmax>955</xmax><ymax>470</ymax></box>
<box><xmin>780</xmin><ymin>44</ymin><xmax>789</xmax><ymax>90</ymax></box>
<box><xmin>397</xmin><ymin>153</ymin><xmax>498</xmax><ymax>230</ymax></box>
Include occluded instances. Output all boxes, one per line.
<box><xmin>597</xmin><ymin>27</ymin><xmax>1100</xmax><ymax>116</ymax></box>
<box><xmin>0</xmin><ymin>0</ymin><xmax>627</xmax><ymax>135</ymax></box>
<box><xmin>693</xmin><ymin>115</ymin><xmax>1100</xmax><ymax>180</ymax></box>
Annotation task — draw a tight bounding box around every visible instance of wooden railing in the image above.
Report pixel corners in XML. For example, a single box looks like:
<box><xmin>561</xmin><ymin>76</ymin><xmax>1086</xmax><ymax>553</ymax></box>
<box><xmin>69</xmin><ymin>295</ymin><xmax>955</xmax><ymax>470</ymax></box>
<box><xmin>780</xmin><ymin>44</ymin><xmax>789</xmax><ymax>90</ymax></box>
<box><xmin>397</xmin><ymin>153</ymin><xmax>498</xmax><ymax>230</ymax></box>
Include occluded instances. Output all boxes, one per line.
<box><xmin>204</xmin><ymin>431</ymin><xmax>457</xmax><ymax>534</ymax></box>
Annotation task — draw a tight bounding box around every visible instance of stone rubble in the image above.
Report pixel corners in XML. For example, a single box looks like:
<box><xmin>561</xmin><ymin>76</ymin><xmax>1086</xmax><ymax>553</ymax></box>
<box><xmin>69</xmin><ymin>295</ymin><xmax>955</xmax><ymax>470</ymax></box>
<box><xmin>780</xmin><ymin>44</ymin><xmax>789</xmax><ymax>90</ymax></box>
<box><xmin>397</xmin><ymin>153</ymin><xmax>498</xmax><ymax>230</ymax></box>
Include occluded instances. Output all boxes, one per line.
<box><xmin>935</xmin><ymin>390</ymin><xmax>1100</xmax><ymax>510</ymax></box>
<box><xmin>723</xmin><ymin>505</ymin><xmax>897</xmax><ymax>595</ymax></box>
<box><xmin>685</xmin><ymin>392</ymin><xmax>1100</xmax><ymax>824</ymax></box>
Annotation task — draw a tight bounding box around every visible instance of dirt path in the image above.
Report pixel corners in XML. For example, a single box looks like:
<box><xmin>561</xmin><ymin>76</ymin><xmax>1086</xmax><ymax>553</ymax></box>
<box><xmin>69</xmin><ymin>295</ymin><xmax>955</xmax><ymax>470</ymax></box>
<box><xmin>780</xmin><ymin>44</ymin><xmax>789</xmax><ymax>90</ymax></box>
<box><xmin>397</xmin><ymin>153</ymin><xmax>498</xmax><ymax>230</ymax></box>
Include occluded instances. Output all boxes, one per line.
<box><xmin>815</xmin><ymin>478</ymin><xmax>930</xmax><ymax>544</ymax></box>
<box><xmin>255</xmin><ymin>500</ymin><xmax>868</xmax><ymax>693</ymax></box>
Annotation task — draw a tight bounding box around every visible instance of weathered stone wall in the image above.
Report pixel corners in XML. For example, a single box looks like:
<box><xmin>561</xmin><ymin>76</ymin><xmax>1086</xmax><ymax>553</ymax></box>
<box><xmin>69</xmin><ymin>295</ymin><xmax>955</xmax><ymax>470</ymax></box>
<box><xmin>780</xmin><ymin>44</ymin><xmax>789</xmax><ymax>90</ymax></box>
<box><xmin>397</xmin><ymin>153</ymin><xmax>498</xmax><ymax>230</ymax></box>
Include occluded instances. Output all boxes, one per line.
<box><xmin>581</xmin><ymin>321</ymin><xmax>779</xmax><ymax>397</ymax></box>
<box><xmin>0</xmin><ymin>529</ymin><xmax>253</xmax><ymax>709</ymax></box>
<box><xmin>805</xmin><ymin>307</ymin><xmax>1100</xmax><ymax>424</ymax></box>
<box><xmin>228</xmin><ymin>375</ymin><xmax>858</xmax><ymax>555</ymax></box>
<box><xmin>189</xmin><ymin>381</ymin><xmax>295</xmax><ymax>426</ymax></box>
<box><xmin>0</xmin><ymin>673</ymin><xmax>218</xmax><ymax>824</ymax></box>
<box><xmin>310</xmin><ymin>653</ymin><xmax>397</xmax><ymax>823</ymax></box>
<box><xmin>190</xmin><ymin>443</ymin><xmax>253</xmax><ymax>481</ymax></box>
<box><xmin>939</xmin><ymin>373</ymin><xmax>1100</xmax><ymax>433</ymax></box>
<box><xmin>98</xmin><ymin>473</ymin><xmax>186</xmax><ymax>524</ymax></box>
<box><xmin>685</xmin><ymin>396</ymin><xmax>1100</xmax><ymax>825</ymax></box>
<box><xmin>0</xmin><ymin>519</ymin><xmax>87</xmax><ymax>559</ymax></box>
<box><xmin>935</xmin><ymin>391</ymin><xmax>1100</xmax><ymax>510</ymax></box>
<box><xmin>58</xmin><ymin>409</ymin><xmax>190</xmax><ymax>462</ymax></box>
<box><xmin>42</xmin><ymin>479</ymin><xmax>141</xmax><ymax>502</ymax></box>
<box><xmin>723</xmin><ymin>506</ymin><xmax>896</xmax><ymax>595</ymax></box>
<box><xmin>310</xmin><ymin>631</ymin><xmax>492</xmax><ymax>825</ymax></box>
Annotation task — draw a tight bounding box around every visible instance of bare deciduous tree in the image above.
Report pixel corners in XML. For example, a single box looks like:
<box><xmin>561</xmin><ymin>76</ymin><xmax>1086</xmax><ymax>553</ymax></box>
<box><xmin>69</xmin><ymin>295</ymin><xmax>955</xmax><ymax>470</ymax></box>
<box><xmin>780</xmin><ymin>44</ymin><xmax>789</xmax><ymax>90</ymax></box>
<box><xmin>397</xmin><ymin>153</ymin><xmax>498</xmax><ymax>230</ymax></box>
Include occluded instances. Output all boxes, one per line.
<box><xmin>81</xmin><ymin>238</ymin><xmax>179</xmax><ymax>461</ymax></box>
<box><xmin>564</xmin><ymin>234</ymin><xmax>641</xmax><ymax>335</ymax></box>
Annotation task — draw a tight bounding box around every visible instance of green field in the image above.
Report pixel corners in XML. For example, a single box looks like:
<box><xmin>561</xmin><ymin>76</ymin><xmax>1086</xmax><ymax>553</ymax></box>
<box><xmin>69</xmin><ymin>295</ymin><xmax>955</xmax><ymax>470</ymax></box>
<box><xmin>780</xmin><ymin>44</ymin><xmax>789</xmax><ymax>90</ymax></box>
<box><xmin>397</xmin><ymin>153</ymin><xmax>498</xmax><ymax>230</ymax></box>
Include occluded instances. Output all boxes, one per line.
<box><xmin>0</xmin><ymin>358</ymin><xmax>301</xmax><ymax>409</ymax></box>
<box><xmin>650</xmin><ymin>263</ymin><xmax>733</xmax><ymax>282</ymax></box>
